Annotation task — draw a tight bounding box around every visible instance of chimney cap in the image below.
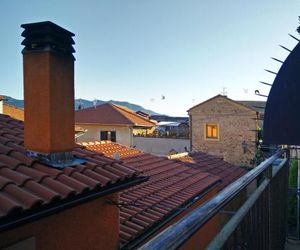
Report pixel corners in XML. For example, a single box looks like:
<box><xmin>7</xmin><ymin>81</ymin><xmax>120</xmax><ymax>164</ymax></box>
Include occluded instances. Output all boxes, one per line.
<box><xmin>21</xmin><ymin>21</ymin><xmax>75</xmax><ymax>57</ymax></box>
<box><xmin>21</xmin><ymin>21</ymin><xmax>74</xmax><ymax>36</ymax></box>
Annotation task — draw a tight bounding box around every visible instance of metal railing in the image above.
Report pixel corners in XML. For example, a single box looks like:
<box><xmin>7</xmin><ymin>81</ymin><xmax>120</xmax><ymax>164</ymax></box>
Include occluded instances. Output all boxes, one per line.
<box><xmin>139</xmin><ymin>150</ymin><xmax>289</xmax><ymax>250</ymax></box>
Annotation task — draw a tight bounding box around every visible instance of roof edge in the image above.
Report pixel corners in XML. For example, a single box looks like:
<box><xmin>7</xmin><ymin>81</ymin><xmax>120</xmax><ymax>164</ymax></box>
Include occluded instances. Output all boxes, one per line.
<box><xmin>0</xmin><ymin>176</ymin><xmax>148</xmax><ymax>233</ymax></box>
<box><xmin>120</xmin><ymin>178</ymin><xmax>220</xmax><ymax>250</ymax></box>
<box><xmin>187</xmin><ymin>95</ymin><xmax>258</xmax><ymax>113</ymax></box>
<box><xmin>111</xmin><ymin>103</ymin><xmax>156</xmax><ymax>126</ymax></box>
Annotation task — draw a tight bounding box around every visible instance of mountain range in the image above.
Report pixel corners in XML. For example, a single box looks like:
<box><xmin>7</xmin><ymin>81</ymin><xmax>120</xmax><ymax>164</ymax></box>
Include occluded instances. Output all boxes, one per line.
<box><xmin>2</xmin><ymin>96</ymin><xmax>160</xmax><ymax>115</ymax></box>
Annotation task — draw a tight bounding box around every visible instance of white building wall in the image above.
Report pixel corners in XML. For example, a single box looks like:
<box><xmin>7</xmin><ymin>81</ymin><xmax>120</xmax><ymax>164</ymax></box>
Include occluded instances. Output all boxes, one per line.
<box><xmin>76</xmin><ymin>124</ymin><xmax>132</xmax><ymax>146</ymax></box>
<box><xmin>133</xmin><ymin>137</ymin><xmax>190</xmax><ymax>156</ymax></box>
<box><xmin>0</xmin><ymin>100</ymin><xmax>3</xmax><ymax>114</ymax></box>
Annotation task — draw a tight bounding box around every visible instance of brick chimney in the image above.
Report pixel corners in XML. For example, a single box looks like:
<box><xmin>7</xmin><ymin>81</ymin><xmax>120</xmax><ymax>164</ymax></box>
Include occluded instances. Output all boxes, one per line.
<box><xmin>21</xmin><ymin>21</ymin><xmax>81</xmax><ymax>167</ymax></box>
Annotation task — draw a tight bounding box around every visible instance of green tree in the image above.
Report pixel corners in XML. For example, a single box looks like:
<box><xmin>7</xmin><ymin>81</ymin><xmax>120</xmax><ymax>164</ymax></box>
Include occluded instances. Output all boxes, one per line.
<box><xmin>288</xmin><ymin>159</ymin><xmax>298</xmax><ymax>232</ymax></box>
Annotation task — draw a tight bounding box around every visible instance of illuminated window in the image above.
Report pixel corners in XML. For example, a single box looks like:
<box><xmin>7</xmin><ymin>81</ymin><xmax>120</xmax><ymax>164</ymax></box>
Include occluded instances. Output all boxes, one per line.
<box><xmin>205</xmin><ymin>124</ymin><xmax>219</xmax><ymax>139</ymax></box>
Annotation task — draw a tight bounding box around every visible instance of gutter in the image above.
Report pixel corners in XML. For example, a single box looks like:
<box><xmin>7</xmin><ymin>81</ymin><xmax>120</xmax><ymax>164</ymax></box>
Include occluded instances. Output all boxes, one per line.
<box><xmin>121</xmin><ymin>179</ymin><xmax>220</xmax><ymax>250</ymax></box>
<box><xmin>0</xmin><ymin>176</ymin><xmax>148</xmax><ymax>233</ymax></box>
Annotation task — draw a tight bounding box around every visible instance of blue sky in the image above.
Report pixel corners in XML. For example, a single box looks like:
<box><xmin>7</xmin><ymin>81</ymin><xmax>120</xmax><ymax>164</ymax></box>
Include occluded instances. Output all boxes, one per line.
<box><xmin>0</xmin><ymin>0</ymin><xmax>299</xmax><ymax>115</ymax></box>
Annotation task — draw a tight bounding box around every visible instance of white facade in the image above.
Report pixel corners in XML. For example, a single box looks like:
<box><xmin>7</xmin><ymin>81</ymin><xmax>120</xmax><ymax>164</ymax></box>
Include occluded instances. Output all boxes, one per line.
<box><xmin>76</xmin><ymin>124</ymin><xmax>133</xmax><ymax>146</ymax></box>
<box><xmin>133</xmin><ymin>136</ymin><xmax>189</xmax><ymax>156</ymax></box>
<box><xmin>0</xmin><ymin>99</ymin><xmax>3</xmax><ymax>114</ymax></box>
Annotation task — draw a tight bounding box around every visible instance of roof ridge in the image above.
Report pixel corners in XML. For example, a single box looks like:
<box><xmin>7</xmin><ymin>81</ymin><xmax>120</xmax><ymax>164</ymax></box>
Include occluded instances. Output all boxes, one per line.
<box><xmin>188</xmin><ymin>94</ymin><xmax>258</xmax><ymax>113</ymax></box>
<box><xmin>111</xmin><ymin>103</ymin><xmax>156</xmax><ymax>125</ymax></box>
<box><xmin>109</xmin><ymin>105</ymin><xmax>134</xmax><ymax>124</ymax></box>
<box><xmin>3</xmin><ymin>103</ymin><xmax>24</xmax><ymax>110</ymax></box>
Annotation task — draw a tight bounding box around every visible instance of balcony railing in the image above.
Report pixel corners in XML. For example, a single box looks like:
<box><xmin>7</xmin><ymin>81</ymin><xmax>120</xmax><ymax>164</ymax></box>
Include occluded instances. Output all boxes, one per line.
<box><xmin>139</xmin><ymin>150</ymin><xmax>289</xmax><ymax>250</ymax></box>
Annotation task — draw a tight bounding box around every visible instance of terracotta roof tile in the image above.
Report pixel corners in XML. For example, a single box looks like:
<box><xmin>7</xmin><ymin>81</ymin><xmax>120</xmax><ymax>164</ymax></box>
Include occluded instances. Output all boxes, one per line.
<box><xmin>83</xmin><ymin>141</ymin><xmax>221</xmax><ymax>248</ymax></box>
<box><xmin>178</xmin><ymin>151</ymin><xmax>247</xmax><ymax>189</ymax></box>
<box><xmin>0</xmin><ymin>114</ymin><xmax>142</xmax><ymax>228</ymax></box>
<box><xmin>2</xmin><ymin>104</ymin><xmax>24</xmax><ymax>121</ymax></box>
<box><xmin>75</xmin><ymin>103</ymin><xmax>156</xmax><ymax>127</ymax></box>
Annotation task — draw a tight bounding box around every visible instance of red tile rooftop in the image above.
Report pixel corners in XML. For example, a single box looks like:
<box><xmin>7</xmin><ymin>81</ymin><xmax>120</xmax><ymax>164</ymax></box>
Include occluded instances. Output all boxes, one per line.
<box><xmin>83</xmin><ymin>141</ymin><xmax>235</xmax><ymax>248</ymax></box>
<box><xmin>0</xmin><ymin>114</ymin><xmax>144</xmax><ymax>231</ymax></box>
<box><xmin>75</xmin><ymin>103</ymin><xmax>156</xmax><ymax>127</ymax></box>
<box><xmin>177</xmin><ymin>151</ymin><xmax>247</xmax><ymax>188</ymax></box>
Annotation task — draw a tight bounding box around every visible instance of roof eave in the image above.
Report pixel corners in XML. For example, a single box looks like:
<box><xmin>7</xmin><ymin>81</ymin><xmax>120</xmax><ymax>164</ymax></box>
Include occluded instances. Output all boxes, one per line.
<box><xmin>0</xmin><ymin>176</ymin><xmax>149</xmax><ymax>233</ymax></box>
<box><xmin>120</xmin><ymin>178</ymin><xmax>220</xmax><ymax>250</ymax></box>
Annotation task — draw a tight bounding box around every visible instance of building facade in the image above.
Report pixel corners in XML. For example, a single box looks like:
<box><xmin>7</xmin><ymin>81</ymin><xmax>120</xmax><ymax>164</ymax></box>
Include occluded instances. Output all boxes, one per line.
<box><xmin>188</xmin><ymin>95</ymin><xmax>259</xmax><ymax>166</ymax></box>
<box><xmin>75</xmin><ymin>103</ymin><xmax>156</xmax><ymax>146</ymax></box>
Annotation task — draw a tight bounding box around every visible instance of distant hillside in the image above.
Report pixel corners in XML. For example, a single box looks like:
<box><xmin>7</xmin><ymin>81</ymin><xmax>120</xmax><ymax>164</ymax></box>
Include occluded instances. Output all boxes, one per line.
<box><xmin>3</xmin><ymin>96</ymin><xmax>24</xmax><ymax>108</ymax></box>
<box><xmin>2</xmin><ymin>96</ymin><xmax>160</xmax><ymax>116</ymax></box>
<box><xmin>75</xmin><ymin>99</ymin><xmax>160</xmax><ymax>115</ymax></box>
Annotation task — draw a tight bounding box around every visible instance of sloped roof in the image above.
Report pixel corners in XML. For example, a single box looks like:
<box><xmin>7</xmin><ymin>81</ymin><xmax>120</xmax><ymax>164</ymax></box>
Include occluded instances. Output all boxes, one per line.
<box><xmin>188</xmin><ymin>95</ymin><xmax>260</xmax><ymax>114</ymax></box>
<box><xmin>236</xmin><ymin>101</ymin><xmax>266</xmax><ymax>114</ymax></box>
<box><xmin>0</xmin><ymin>114</ymin><xmax>144</xmax><ymax>232</ymax></box>
<box><xmin>75</xmin><ymin>103</ymin><xmax>156</xmax><ymax>127</ymax></box>
<box><xmin>2</xmin><ymin>103</ymin><xmax>24</xmax><ymax>121</ymax></box>
<box><xmin>178</xmin><ymin>151</ymin><xmax>247</xmax><ymax>188</ymax></box>
<box><xmin>83</xmin><ymin>141</ymin><xmax>246</xmax><ymax>248</ymax></box>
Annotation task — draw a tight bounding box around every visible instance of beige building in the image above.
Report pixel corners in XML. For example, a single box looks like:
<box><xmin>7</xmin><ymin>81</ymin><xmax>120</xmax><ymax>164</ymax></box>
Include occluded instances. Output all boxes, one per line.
<box><xmin>188</xmin><ymin>95</ymin><xmax>263</xmax><ymax>166</ymax></box>
<box><xmin>75</xmin><ymin>103</ymin><xmax>156</xmax><ymax>146</ymax></box>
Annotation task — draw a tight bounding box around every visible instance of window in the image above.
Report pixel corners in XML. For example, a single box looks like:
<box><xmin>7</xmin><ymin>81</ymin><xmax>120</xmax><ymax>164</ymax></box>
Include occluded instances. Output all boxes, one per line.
<box><xmin>205</xmin><ymin>124</ymin><xmax>219</xmax><ymax>139</ymax></box>
<box><xmin>100</xmin><ymin>131</ymin><xmax>116</xmax><ymax>142</ymax></box>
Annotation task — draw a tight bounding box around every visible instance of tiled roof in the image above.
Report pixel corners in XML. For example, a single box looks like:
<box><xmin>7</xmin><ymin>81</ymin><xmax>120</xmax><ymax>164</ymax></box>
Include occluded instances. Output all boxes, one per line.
<box><xmin>178</xmin><ymin>151</ymin><xmax>247</xmax><ymax>188</ymax></box>
<box><xmin>2</xmin><ymin>104</ymin><xmax>24</xmax><ymax>121</ymax></box>
<box><xmin>80</xmin><ymin>141</ymin><xmax>141</xmax><ymax>158</ymax></box>
<box><xmin>75</xmin><ymin>103</ymin><xmax>156</xmax><ymax>127</ymax></box>
<box><xmin>83</xmin><ymin>142</ymin><xmax>221</xmax><ymax>248</ymax></box>
<box><xmin>188</xmin><ymin>94</ymin><xmax>259</xmax><ymax>113</ymax></box>
<box><xmin>237</xmin><ymin>101</ymin><xmax>266</xmax><ymax>114</ymax></box>
<box><xmin>1</xmin><ymin>106</ymin><xmax>88</xmax><ymax>133</ymax></box>
<box><xmin>0</xmin><ymin>114</ymin><xmax>143</xmax><ymax>231</ymax></box>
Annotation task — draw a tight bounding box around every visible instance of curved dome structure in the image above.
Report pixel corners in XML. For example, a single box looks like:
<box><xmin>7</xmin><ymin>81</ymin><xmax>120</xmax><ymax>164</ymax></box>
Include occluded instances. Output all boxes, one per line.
<box><xmin>263</xmin><ymin>41</ymin><xmax>300</xmax><ymax>145</ymax></box>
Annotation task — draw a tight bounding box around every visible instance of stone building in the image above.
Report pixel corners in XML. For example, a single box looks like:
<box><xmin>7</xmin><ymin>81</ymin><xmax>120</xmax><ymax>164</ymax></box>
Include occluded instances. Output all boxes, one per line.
<box><xmin>188</xmin><ymin>95</ymin><xmax>263</xmax><ymax>166</ymax></box>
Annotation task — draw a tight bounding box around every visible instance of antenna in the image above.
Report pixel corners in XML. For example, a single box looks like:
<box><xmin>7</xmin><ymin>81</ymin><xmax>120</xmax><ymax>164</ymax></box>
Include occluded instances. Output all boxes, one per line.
<box><xmin>93</xmin><ymin>98</ymin><xmax>97</xmax><ymax>109</ymax></box>
<box><xmin>221</xmin><ymin>87</ymin><xmax>227</xmax><ymax>96</ymax></box>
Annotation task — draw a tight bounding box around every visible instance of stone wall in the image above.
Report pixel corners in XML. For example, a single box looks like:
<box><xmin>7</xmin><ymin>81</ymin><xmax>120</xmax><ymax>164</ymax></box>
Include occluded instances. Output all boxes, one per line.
<box><xmin>189</xmin><ymin>96</ymin><xmax>258</xmax><ymax>166</ymax></box>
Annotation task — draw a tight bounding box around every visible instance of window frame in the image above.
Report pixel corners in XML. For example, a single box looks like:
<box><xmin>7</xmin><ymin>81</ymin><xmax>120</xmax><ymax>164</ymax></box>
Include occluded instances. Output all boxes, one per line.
<box><xmin>205</xmin><ymin>123</ymin><xmax>219</xmax><ymax>140</ymax></box>
<box><xmin>100</xmin><ymin>130</ymin><xmax>117</xmax><ymax>142</ymax></box>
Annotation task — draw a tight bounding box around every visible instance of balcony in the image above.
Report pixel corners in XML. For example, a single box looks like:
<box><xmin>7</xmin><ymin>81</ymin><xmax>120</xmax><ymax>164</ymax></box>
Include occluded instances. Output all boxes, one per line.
<box><xmin>139</xmin><ymin>150</ymin><xmax>299</xmax><ymax>249</ymax></box>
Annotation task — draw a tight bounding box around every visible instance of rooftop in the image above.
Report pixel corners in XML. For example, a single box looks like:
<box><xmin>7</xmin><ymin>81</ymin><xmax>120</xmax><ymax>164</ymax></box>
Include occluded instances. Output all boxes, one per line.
<box><xmin>0</xmin><ymin>114</ymin><xmax>145</xmax><ymax>232</ymax></box>
<box><xmin>1</xmin><ymin>103</ymin><xmax>24</xmax><ymax>121</ymax></box>
<box><xmin>75</xmin><ymin>103</ymin><xmax>156</xmax><ymax>127</ymax></box>
<box><xmin>82</xmin><ymin>141</ymin><xmax>247</xmax><ymax>248</ymax></box>
<box><xmin>178</xmin><ymin>151</ymin><xmax>247</xmax><ymax>188</ymax></box>
<box><xmin>188</xmin><ymin>94</ymin><xmax>265</xmax><ymax>114</ymax></box>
